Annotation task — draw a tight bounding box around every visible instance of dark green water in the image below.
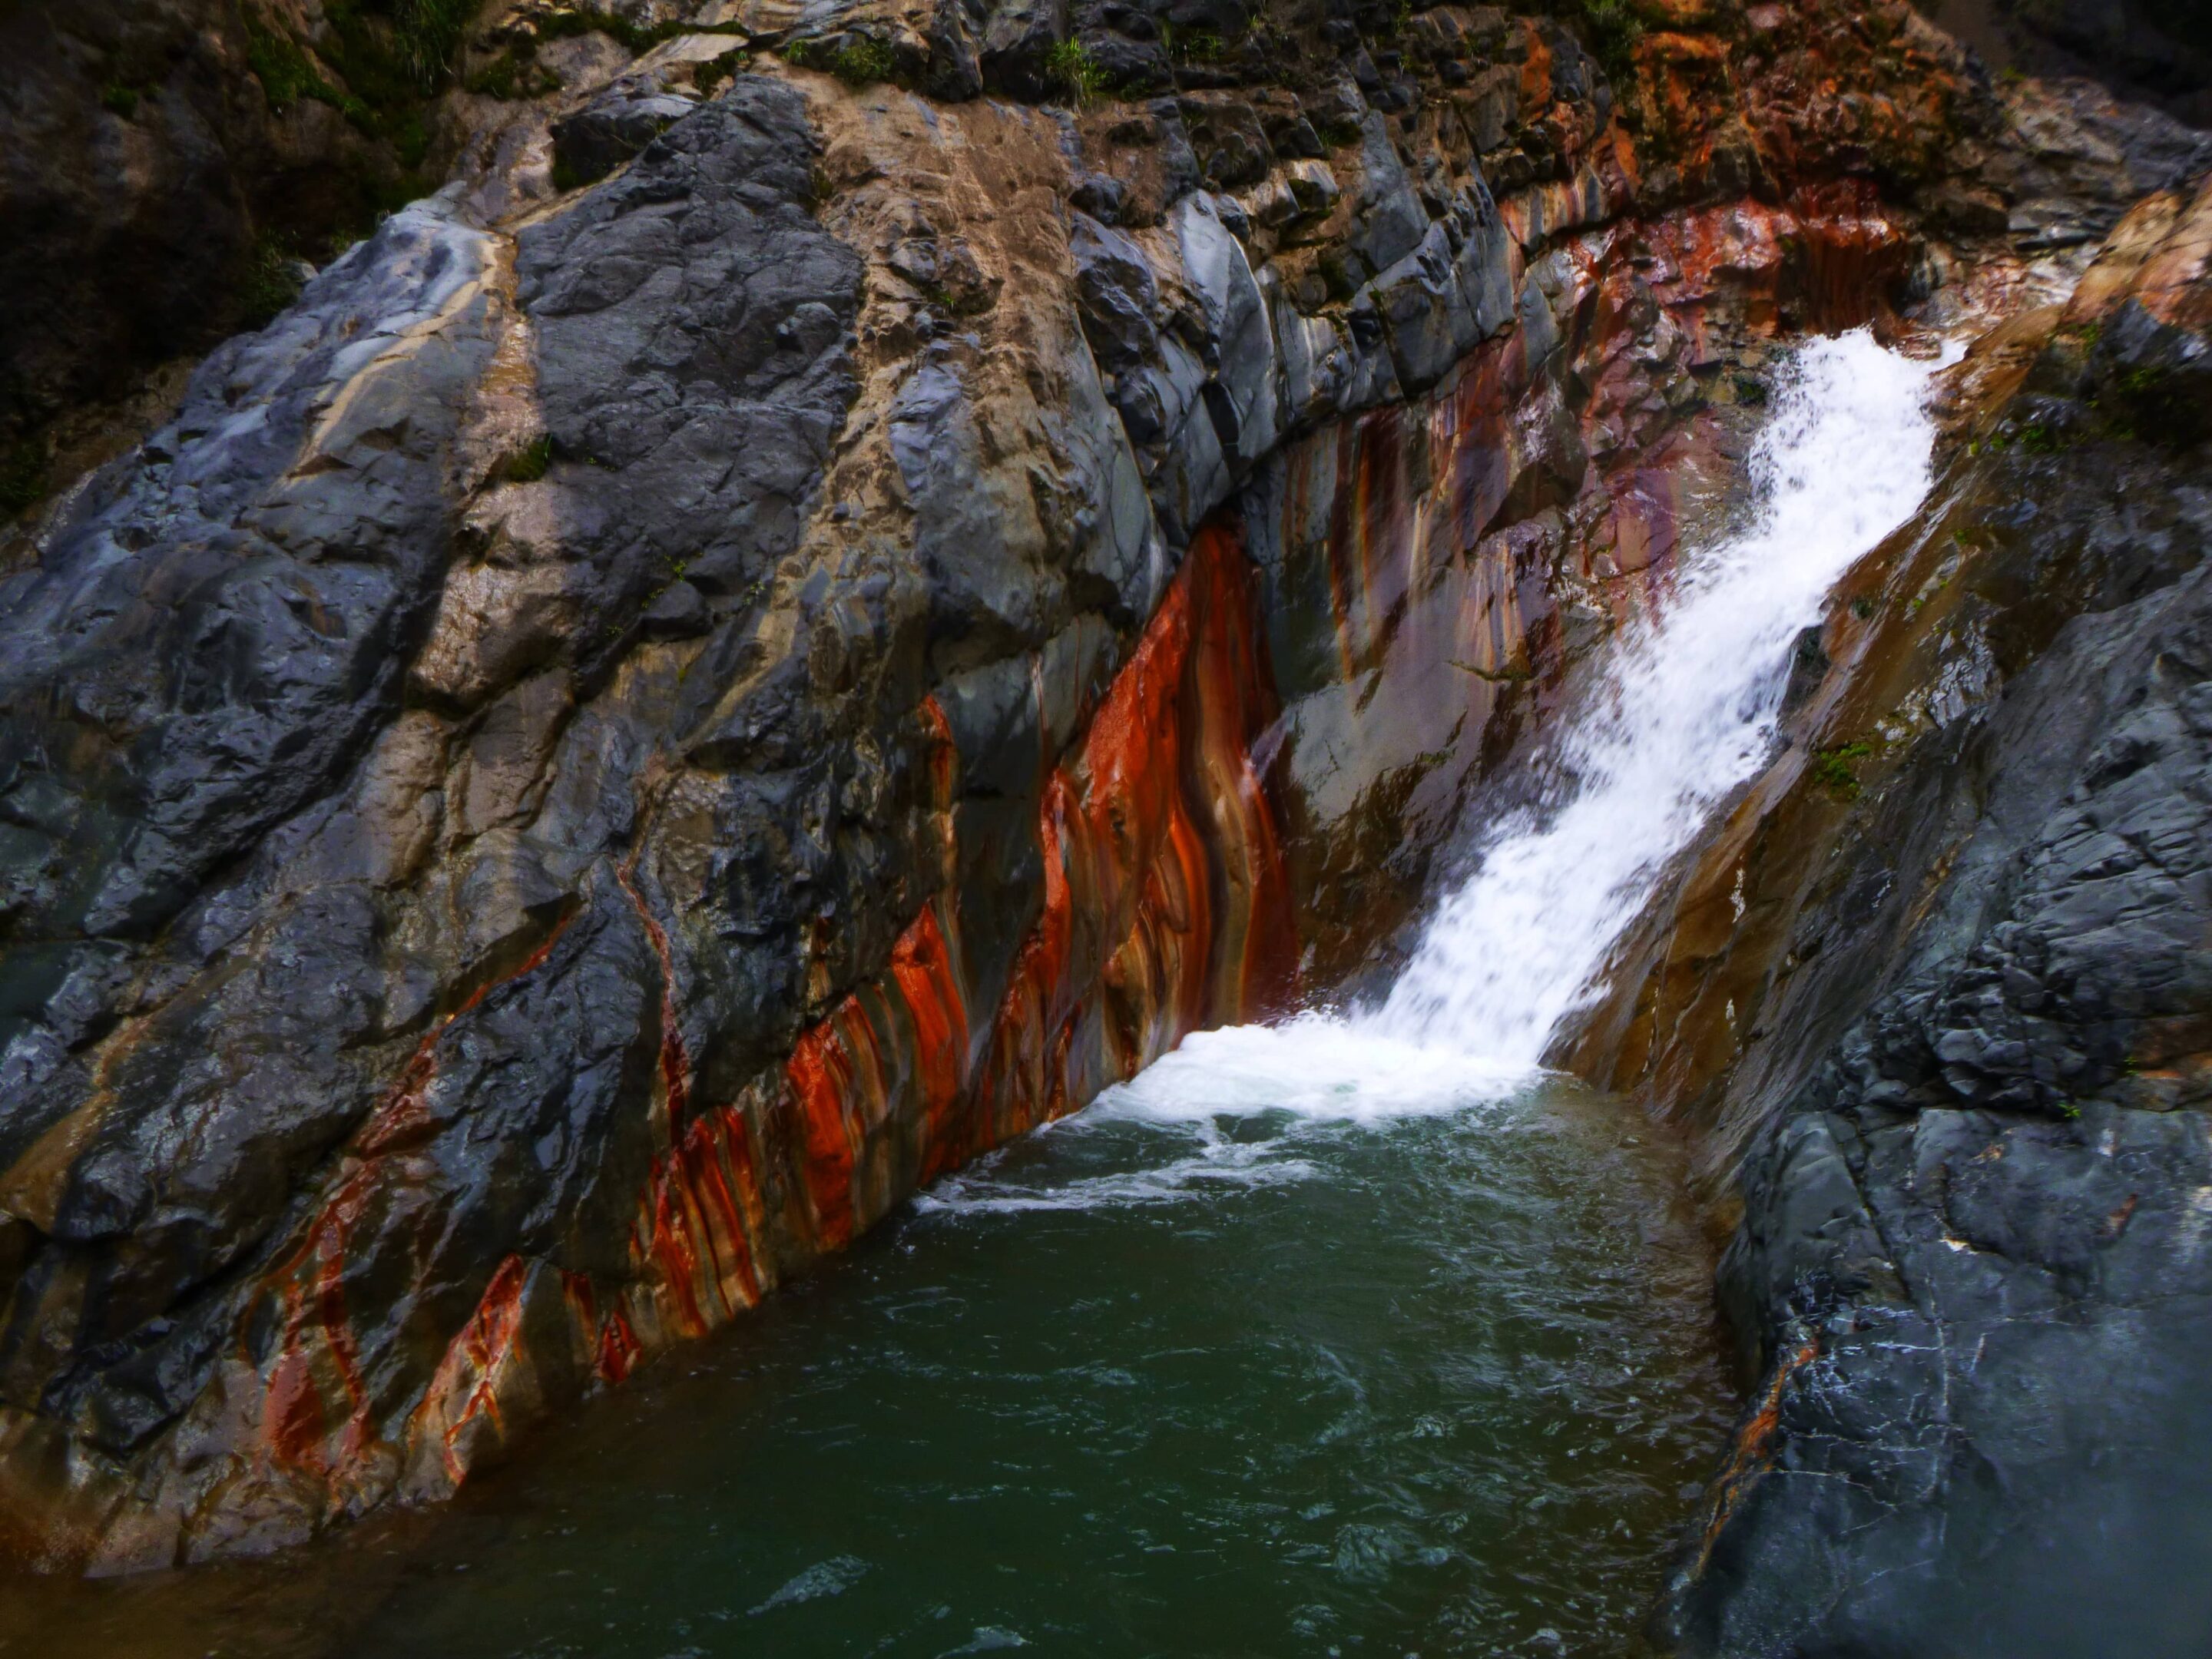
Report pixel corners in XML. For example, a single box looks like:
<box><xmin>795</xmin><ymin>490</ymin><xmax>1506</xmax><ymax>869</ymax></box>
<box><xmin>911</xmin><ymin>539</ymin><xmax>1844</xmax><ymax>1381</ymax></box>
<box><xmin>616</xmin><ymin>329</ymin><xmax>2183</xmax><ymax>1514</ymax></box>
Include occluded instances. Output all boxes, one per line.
<box><xmin>2</xmin><ymin>1070</ymin><xmax>1730</xmax><ymax>1659</ymax></box>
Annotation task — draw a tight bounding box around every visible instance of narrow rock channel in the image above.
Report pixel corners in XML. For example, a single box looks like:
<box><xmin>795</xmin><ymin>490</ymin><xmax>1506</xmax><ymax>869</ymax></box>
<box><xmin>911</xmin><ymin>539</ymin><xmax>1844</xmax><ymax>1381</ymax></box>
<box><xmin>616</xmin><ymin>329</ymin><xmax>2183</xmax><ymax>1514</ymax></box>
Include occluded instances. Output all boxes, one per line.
<box><xmin>3</xmin><ymin>0</ymin><xmax>2210</xmax><ymax>1653</ymax></box>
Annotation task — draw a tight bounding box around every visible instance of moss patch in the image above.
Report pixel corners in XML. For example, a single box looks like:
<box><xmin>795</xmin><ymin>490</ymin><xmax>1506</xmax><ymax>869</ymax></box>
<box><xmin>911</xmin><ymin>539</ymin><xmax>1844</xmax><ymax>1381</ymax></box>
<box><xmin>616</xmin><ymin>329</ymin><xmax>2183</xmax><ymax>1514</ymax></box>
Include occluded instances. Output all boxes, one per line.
<box><xmin>1162</xmin><ymin>22</ymin><xmax>1225</xmax><ymax>64</ymax></box>
<box><xmin>1574</xmin><ymin>0</ymin><xmax>1644</xmax><ymax>81</ymax></box>
<box><xmin>245</xmin><ymin>18</ymin><xmax>368</xmax><ymax>121</ymax></box>
<box><xmin>693</xmin><ymin>53</ymin><xmax>740</xmax><ymax>98</ymax></box>
<box><xmin>1810</xmin><ymin>740</ymin><xmax>1872</xmax><ymax>800</ymax></box>
<box><xmin>783</xmin><ymin>33</ymin><xmax>900</xmax><ymax>87</ymax></box>
<box><xmin>238</xmin><ymin>235</ymin><xmax>308</xmax><ymax>328</ymax></box>
<box><xmin>464</xmin><ymin>48</ymin><xmax>561</xmax><ymax>100</ymax></box>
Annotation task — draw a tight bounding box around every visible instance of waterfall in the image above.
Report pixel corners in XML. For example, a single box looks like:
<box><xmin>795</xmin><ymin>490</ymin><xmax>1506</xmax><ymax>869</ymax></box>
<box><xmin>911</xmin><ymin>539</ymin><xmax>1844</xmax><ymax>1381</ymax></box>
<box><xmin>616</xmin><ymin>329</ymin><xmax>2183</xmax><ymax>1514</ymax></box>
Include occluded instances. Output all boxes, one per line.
<box><xmin>1370</xmin><ymin>329</ymin><xmax>1940</xmax><ymax>1063</ymax></box>
<box><xmin>1099</xmin><ymin>330</ymin><xmax>1941</xmax><ymax>1127</ymax></box>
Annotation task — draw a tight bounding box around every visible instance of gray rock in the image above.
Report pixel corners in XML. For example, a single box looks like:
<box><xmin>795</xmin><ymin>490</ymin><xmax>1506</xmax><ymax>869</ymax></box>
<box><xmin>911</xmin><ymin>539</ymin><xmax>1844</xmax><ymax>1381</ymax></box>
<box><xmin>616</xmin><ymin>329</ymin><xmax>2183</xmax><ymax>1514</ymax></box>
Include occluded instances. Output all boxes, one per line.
<box><xmin>1649</xmin><ymin>253</ymin><xmax>2212</xmax><ymax>1656</ymax></box>
<box><xmin>1346</xmin><ymin>114</ymin><xmax>1430</xmax><ymax>276</ymax></box>
<box><xmin>1173</xmin><ymin>194</ymin><xmax>1280</xmax><ymax>470</ymax></box>
<box><xmin>981</xmin><ymin>0</ymin><xmax>1069</xmax><ymax>100</ymax></box>
<box><xmin>0</xmin><ymin>201</ymin><xmax>503</xmax><ymax>947</ymax></box>
<box><xmin>551</xmin><ymin>81</ymin><xmax>700</xmax><ymax>186</ymax></box>
<box><xmin>1069</xmin><ymin>212</ymin><xmax>1161</xmax><ymax>370</ymax></box>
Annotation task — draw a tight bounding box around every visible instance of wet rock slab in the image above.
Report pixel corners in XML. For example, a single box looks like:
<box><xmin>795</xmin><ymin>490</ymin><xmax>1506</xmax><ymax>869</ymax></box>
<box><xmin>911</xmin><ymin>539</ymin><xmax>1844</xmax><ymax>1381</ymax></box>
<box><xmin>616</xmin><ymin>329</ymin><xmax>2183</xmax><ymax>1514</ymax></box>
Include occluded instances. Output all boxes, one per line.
<box><xmin>1581</xmin><ymin>175</ymin><xmax>2212</xmax><ymax>1657</ymax></box>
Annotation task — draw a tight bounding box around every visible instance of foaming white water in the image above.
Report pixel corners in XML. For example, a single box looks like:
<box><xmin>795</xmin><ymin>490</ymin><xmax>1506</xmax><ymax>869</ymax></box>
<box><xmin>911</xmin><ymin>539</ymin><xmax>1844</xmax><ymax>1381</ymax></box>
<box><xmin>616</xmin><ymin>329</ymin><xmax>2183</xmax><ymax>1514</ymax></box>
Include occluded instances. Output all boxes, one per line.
<box><xmin>1101</xmin><ymin>1018</ymin><xmax>1531</xmax><ymax>1124</ymax></box>
<box><xmin>930</xmin><ymin>334</ymin><xmax>1940</xmax><ymax>1214</ymax></box>
<box><xmin>1114</xmin><ymin>333</ymin><xmax>1933</xmax><ymax>1126</ymax></box>
<box><xmin>1370</xmin><ymin>331</ymin><xmax>1938</xmax><ymax>1062</ymax></box>
<box><xmin>912</xmin><ymin>1131</ymin><xmax>1317</xmax><ymax>1215</ymax></box>
<box><xmin>917</xmin><ymin>1021</ymin><xmax>1526</xmax><ymax>1216</ymax></box>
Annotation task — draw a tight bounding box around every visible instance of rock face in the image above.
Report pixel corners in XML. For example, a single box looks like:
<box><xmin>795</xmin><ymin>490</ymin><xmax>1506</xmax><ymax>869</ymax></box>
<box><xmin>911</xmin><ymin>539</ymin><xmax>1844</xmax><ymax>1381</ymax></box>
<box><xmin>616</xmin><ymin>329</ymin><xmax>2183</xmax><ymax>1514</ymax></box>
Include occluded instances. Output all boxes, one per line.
<box><xmin>0</xmin><ymin>0</ymin><xmax>514</xmax><ymax>516</ymax></box>
<box><xmin>1576</xmin><ymin>176</ymin><xmax>2212</xmax><ymax>1655</ymax></box>
<box><xmin>1936</xmin><ymin>0</ymin><xmax>2212</xmax><ymax>129</ymax></box>
<box><xmin>0</xmin><ymin>0</ymin><xmax>2200</xmax><ymax>1598</ymax></box>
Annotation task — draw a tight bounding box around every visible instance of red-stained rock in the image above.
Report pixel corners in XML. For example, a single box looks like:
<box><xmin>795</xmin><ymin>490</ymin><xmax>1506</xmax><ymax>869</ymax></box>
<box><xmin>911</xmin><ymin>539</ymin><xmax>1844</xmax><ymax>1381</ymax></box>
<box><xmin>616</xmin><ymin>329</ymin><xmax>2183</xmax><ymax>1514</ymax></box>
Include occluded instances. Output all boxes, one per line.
<box><xmin>2</xmin><ymin>0</ymin><xmax>2200</xmax><ymax>1579</ymax></box>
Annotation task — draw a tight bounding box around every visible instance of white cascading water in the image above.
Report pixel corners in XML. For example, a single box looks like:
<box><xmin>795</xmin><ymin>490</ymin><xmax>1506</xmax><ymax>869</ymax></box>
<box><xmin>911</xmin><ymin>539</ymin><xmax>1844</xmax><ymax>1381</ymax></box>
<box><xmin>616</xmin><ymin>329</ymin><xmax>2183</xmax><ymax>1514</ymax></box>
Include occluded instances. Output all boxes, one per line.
<box><xmin>927</xmin><ymin>332</ymin><xmax>1942</xmax><ymax>1211</ymax></box>
<box><xmin>1367</xmin><ymin>329</ymin><xmax>1941</xmax><ymax>1063</ymax></box>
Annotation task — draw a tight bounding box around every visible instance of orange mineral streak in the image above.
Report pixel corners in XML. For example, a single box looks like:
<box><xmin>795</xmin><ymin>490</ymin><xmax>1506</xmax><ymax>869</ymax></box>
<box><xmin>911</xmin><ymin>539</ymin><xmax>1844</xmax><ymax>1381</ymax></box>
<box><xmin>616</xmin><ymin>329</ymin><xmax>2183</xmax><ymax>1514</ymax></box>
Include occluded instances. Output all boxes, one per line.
<box><xmin>1178</xmin><ymin>530</ymin><xmax>1296</xmax><ymax>1018</ymax></box>
<box><xmin>356</xmin><ymin>909</ymin><xmax>575</xmax><ymax>1158</ymax></box>
<box><xmin>408</xmin><ymin>1253</ymin><xmax>531</xmax><ymax>1487</ymax></box>
<box><xmin>1793</xmin><ymin>180</ymin><xmax>1909</xmax><ymax>332</ymax></box>
<box><xmin>1304</xmin><ymin>319</ymin><xmax>1535</xmax><ymax>694</ymax></box>
<box><xmin>596</xmin><ymin>1305</ymin><xmax>644</xmax><ymax>1386</ymax></box>
<box><xmin>1496</xmin><ymin>125</ymin><xmax>1637</xmax><ymax>252</ymax></box>
<box><xmin>919</xmin><ymin>693</ymin><xmax>957</xmax><ymax>809</ymax></box>
<box><xmin>598</xmin><ymin>530</ymin><xmax>1293</xmax><ymax>1397</ymax></box>
<box><xmin>896</xmin><ymin>904</ymin><xmax>972</xmax><ymax>1179</ymax></box>
<box><xmin>252</xmin><ymin>1164</ymin><xmax>379</xmax><ymax>1487</ymax></box>
<box><xmin>2134</xmin><ymin>174</ymin><xmax>2212</xmax><ymax>331</ymax></box>
<box><xmin>1651</xmin><ymin>187</ymin><xmax>1904</xmax><ymax>364</ymax></box>
<box><xmin>974</xmin><ymin>522</ymin><xmax>1297</xmax><ymax>1133</ymax></box>
<box><xmin>972</xmin><ymin>771</ymin><xmax>1079</xmax><ymax>1150</ymax></box>
<box><xmin>1654</xmin><ymin>200</ymin><xmax>1796</xmax><ymax>362</ymax></box>
<box><xmin>558</xmin><ymin>1266</ymin><xmax>644</xmax><ymax>1387</ymax></box>
<box><xmin>785</xmin><ymin>994</ymin><xmax>888</xmax><ymax>1250</ymax></box>
<box><xmin>1690</xmin><ymin>1333</ymin><xmax>1823</xmax><ymax>1578</ymax></box>
<box><xmin>1518</xmin><ymin>19</ymin><xmax>1555</xmax><ymax>115</ymax></box>
<box><xmin>632</xmin><ymin>1101</ymin><xmax>770</xmax><ymax>1339</ymax></box>
<box><xmin>238</xmin><ymin>900</ymin><xmax>587</xmax><ymax>1504</ymax></box>
<box><xmin>1326</xmin><ymin>409</ymin><xmax>1419</xmax><ymax>682</ymax></box>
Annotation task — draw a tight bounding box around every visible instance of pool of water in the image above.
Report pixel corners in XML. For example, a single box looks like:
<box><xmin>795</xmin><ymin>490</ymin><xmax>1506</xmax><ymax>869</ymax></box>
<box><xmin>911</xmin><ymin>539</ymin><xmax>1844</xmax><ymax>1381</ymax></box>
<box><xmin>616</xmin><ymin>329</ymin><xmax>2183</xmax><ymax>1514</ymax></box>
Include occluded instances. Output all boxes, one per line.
<box><xmin>0</xmin><ymin>331</ymin><xmax>1947</xmax><ymax>1659</ymax></box>
<box><xmin>1</xmin><ymin>1071</ymin><xmax>1730</xmax><ymax>1659</ymax></box>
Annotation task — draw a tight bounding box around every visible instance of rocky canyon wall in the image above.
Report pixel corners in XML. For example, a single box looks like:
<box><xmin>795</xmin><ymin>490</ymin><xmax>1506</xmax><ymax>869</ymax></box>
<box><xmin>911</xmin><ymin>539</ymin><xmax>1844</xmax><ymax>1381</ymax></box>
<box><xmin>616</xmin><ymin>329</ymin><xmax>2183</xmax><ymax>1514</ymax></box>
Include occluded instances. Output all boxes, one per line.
<box><xmin>1</xmin><ymin>0</ymin><xmax>2203</xmax><ymax>1591</ymax></box>
<box><xmin>1573</xmin><ymin>171</ymin><xmax>2212</xmax><ymax>1655</ymax></box>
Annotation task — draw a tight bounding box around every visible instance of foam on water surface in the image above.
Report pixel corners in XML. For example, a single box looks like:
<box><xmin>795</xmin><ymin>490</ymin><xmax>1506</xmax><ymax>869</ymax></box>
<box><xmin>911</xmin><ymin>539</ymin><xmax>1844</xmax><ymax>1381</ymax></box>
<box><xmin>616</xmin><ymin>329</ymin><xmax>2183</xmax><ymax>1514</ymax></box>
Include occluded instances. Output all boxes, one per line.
<box><xmin>992</xmin><ymin>330</ymin><xmax>1943</xmax><ymax>1184</ymax></box>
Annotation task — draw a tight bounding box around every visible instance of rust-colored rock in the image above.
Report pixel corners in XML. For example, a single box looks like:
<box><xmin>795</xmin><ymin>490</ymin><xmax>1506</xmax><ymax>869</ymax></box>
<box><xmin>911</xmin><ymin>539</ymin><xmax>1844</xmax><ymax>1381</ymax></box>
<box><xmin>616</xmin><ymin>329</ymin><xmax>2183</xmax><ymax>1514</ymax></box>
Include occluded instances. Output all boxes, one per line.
<box><xmin>0</xmin><ymin>0</ymin><xmax>2202</xmax><ymax>1588</ymax></box>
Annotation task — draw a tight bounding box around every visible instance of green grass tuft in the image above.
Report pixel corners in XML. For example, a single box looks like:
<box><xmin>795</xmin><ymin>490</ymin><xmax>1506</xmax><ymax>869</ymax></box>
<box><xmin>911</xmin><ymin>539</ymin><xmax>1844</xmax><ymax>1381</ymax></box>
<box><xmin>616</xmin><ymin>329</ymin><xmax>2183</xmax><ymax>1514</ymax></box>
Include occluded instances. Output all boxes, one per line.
<box><xmin>1162</xmin><ymin>22</ymin><xmax>1224</xmax><ymax>64</ymax></box>
<box><xmin>831</xmin><ymin>35</ymin><xmax>896</xmax><ymax>86</ymax></box>
<box><xmin>384</xmin><ymin>0</ymin><xmax>478</xmax><ymax>93</ymax></box>
<box><xmin>245</xmin><ymin>19</ymin><xmax>366</xmax><ymax>121</ymax></box>
<box><xmin>498</xmin><ymin>434</ymin><xmax>554</xmax><ymax>484</ymax></box>
<box><xmin>1572</xmin><ymin>0</ymin><xmax>1645</xmax><ymax>84</ymax></box>
<box><xmin>238</xmin><ymin>235</ymin><xmax>307</xmax><ymax>327</ymax></box>
<box><xmin>1811</xmin><ymin>740</ymin><xmax>1872</xmax><ymax>800</ymax></box>
<box><xmin>694</xmin><ymin>54</ymin><xmax>740</xmax><ymax>98</ymax></box>
<box><xmin>465</xmin><ymin>48</ymin><xmax>561</xmax><ymax>100</ymax></box>
<box><xmin>784</xmin><ymin>33</ymin><xmax>899</xmax><ymax>86</ymax></box>
<box><xmin>1046</xmin><ymin>38</ymin><xmax>1110</xmax><ymax>104</ymax></box>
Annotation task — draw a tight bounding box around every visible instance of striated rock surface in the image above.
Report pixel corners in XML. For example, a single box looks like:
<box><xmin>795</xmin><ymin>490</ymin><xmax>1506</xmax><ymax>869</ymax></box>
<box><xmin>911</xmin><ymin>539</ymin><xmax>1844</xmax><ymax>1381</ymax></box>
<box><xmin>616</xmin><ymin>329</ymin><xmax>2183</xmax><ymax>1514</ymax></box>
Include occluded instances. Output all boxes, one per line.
<box><xmin>1577</xmin><ymin>174</ymin><xmax>2212</xmax><ymax>1655</ymax></box>
<box><xmin>0</xmin><ymin>0</ymin><xmax>554</xmax><ymax>518</ymax></box>
<box><xmin>0</xmin><ymin>0</ymin><xmax>2203</xmax><ymax>1594</ymax></box>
